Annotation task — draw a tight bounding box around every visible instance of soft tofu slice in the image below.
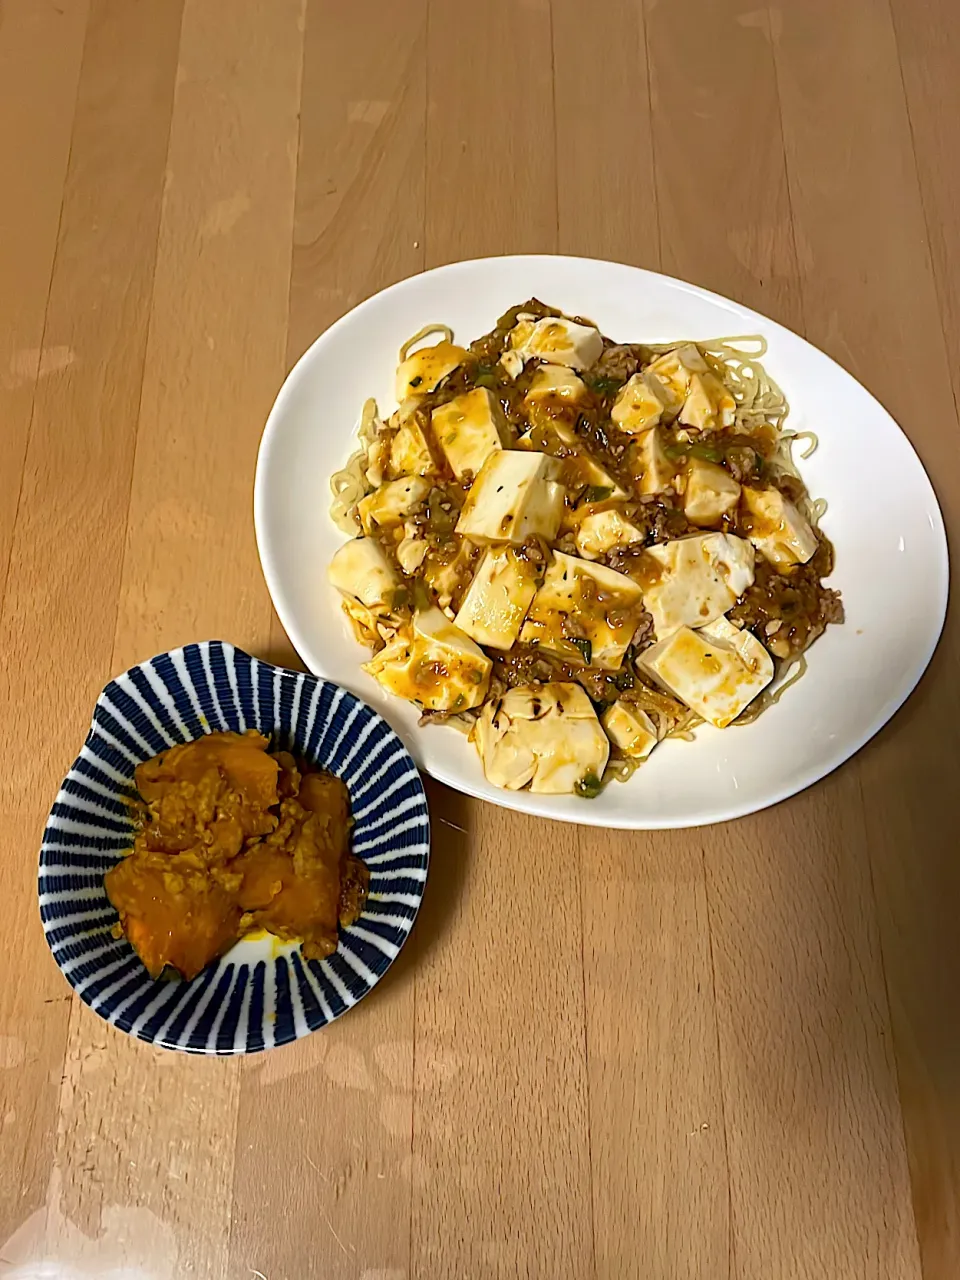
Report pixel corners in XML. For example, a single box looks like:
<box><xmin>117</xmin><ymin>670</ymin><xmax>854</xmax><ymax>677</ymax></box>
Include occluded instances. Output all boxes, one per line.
<box><xmin>358</xmin><ymin>476</ymin><xmax>430</xmax><ymax>533</ymax></box>
<box><xmin>513</xmin><ymin>316</ymin><xmax>604</xmax><ymax>370</ymax></box>
<box><xmin>643</xmin><ymin>533</ymin><xmax>755</xmax><ymax>638</ymax></box>
<box><xmin>396</xmin><ymin>534</ymin><xmax>427</xmax><ymax>574</ymax></box>
<box><xmin>395</xmin><ymin>340</ymin><xmax>467</xmax><ymax>402</ymax></box>
<box><xmin>646</xmin><ymin>344</ymin><xmax>708</xmax><ymax>402</ymax></box>
<box><xmin>525</xmin><ymin>363</ymin><xmax>588</xmax><ymax>404</ymax></box>
<box><xmin>741</xmin><ymin>485</ymin><xmax>818</xmax><ymax>566</ymax></box>
<box><xmin>387</xmin><ymin>413</ymin><xmax>440</xmax><ymax>478</ymax></box>
<box><xmin>329</xmin><ymin>538</ymin><xmax>400</xmax><ymax>616</ymax></box>
<box><xmin>611</xmin><ymin>371</ymin><xmax>680</xmax><ymax>433</ymax></box>
<box><xmin>517</xmin><ymin>420</ymin><xmax>628</xmax><ymax>500</ymax></box>
<box><xmin>431</xmin><ymin>387</ymin><xmax>509</xmax><ymax>480</ymax></box>
<box><xmin>456</xmin><ymin>449</ymin><xmax>565</xmax><ymax>544</ymax></box>
<box><xmin>683</xmin><ymin>457</ymin><xmax>741</xmax><ymax>526</ymax></box>
<box><xmin>632</xmin><ymin>426</ymin><xmax>676</xmax><ymax>496</ymax></box>
<box><xmin>362</xmin><ymin>607</ymin><xmax>491</xmax><ymax>712</ymax></box>
<box><xmin>520</xmin><ymin>551</ymin><xmax>644</xmax><ymax>670</ymax></box>
<box><xmin>601</xmin><ymin>701</ymin><xmax>658</xmax><ymax>760</ymax></box>
<box><xmin>499</xmin><ymin>349</ymin><xmax>525</xmax><ymax>380</ymax></box>
<box><xmin>639</xmin><ymin>616</ymin><xmax>773</xmax><ymax>728</ymax></box>
<box><xmin>678</xmin><ymin>370</ymin><xmax>737</xmax><ymax>432</ymax></box>
<box><xmin>575</xmin><ymin>509</ymin><xmax>645</xmax><ymax>560</ymax></box>
<box><xmin>453</xmin><ymin>546</ymin><xmax>541</xmax><ymax>650</ymax></box>
<box><xmin>472</xmin><ymin>682</ymin><xmax>609</xmax><ymax>795</ymax></box>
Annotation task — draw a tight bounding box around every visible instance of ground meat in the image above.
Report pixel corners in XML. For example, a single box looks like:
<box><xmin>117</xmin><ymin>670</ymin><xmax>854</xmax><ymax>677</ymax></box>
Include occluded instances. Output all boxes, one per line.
<box><xmin>771</xmin><ymin>470</ymin><xmax>807</xmax><ymax>505</ymax></box>
<box><xmin>592</xmin><ymin>344</ymin><xmax>646</xmax><ymax>383</ymax></box>
<box><xmin>725</xmin><ymin>445</ymin><xmax>758</xmax><ymax>484</ymax></box>
<box><xmin>630</xmin><ymin>609</ymin><xmax>655</xmax><ymax>651</ymax></box>
<box><xmin>492</xmin><ymin>646</ymin><xmax>571</xmax><ymax>689</ymax></box>
<box><xmin>729</xmin><ymin>538</ymin><xmax>843</xmax><ymax>661</ymax></box>
<box><xmin>647</xmin><ymin>502</ymin><xmax>695</xmax><ymax>544</ymax></box>
<box><xmin>516</xmin><ymin>535</ymin><xmax>549</xmax><ymax>567</ymax></box>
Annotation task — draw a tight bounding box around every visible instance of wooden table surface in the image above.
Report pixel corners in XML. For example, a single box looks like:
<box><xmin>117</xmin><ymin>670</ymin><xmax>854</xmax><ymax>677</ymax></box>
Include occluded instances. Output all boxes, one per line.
<box><xmin>2</xmin><ymin>0</ymin><xmax>959</xmax><ymax>1276</ymax></box>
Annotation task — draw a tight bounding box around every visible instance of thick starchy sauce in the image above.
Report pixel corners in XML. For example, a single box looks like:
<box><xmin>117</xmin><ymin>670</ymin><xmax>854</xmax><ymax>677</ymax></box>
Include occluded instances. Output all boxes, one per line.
<box><xmin>365</xmin><ymin>299</ymin><xmax>842</xmax><ymax>729</ymax></box>
<box><xmin>104</xmin><ymin>730</ymin><xmax>368</xmax><ymax>980</ymax></box>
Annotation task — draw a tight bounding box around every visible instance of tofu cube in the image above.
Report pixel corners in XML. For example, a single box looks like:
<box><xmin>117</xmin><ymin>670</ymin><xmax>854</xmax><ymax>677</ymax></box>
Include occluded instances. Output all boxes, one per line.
<box><xmin>507</xmin><ymin>317</ymin><xmax>537</xmax><ymax>351</ymax></box>
<box><xmin>395</xmin><ymin>340</ymin><xmax>467</xmax><ymax>402</ymax></box>
<box><xmin>611</xmin><ymin>371</ymin><xmax>680</xmax><ymax>434</ymax></box>
<box><xmin>499</xmin><ymin>349</ymin><xmax>525</xmax><ymax>380</ymax></box>
<box><xmin>329</xmin><ymin>538</ymin><xmax>401</xmax><ymax>616</ymax></box>
<box><xmin>601</xmin><ymin>701</ymin><xmax>658</xmax><ymax>760</ymax></box>
<box><xmin>646</xmin><ymin>344</ymin><xmax>708</xmax><ymax>401</ymax></box>
<box><xmin>456</xmin><ymin>450</ymin><xmax>565</xmax><ymax>545</ymax></box>
<box><xmin>639</xmin><ymin>616</ymin><xmax>773</xmax><ymax>728</ymax></box>
<box><xmin>432</xmin><ymin>387</ymin><xmax>509</xmax><ymax>480</ymax></box>
<box><xmin>471</xmin><ymin>682</ymin><xmax>609</xmax><ymax>795</ymax></box>
<box><xmin>362</xmin><ymin>607</ymin><xmax>491</xmax><ymax>712</ymax></box>
<box><xmin>683</xmin><ymin>457</ymin><xmax>741</xmax><ymax>526</ymax></box>
<box><xmin>453</xmin><ymin>546</ymin><xmax>541</xmax><ymax>650</ymax></box>
<box><xmin>358</xmin><ymin>476</ymin><xmax>430</xmax><ymax>533</ymax></box>
<box><xmin>525</xmin><ymin>364</ymin><xmax>588</xmax><ymax>404</ymax></box>
<box><xmin>387</xmin><ymin>412</ymin><xmax>440</xmax><ymax>478</ymax></box>
<box><xmin>643</xmin><ymin>533</ymin><xmax>755</xmax><ymax>639</ymax></box>
<box><xmin>396</xmin><ymin>534</ymin><xmax>427</xmax><ymax>574</ymax></box>
<box><xmin>741</xmin><ymin>485</ymin><xmax>818</xmax><ymax>566</ymax></box>
<box><xmin>520</xmin><ymin>551</ymin><xmax>645</xmax><ymax>670</ymax></box>
<box><xmin>631</xmin><ymin>426</ymin><xmax>677</xmax><ymax>496</ymax></box>
<box><xmin>574</xmin><ymin>509</ymin><xmax>645</xmax><ymax>560</ymax></box>
<box><xmin>517</xmin><ymin>419</ymin><xmax>628</xmax><ymax>500</ymax></box>
<box><xmin>678</xmin><ymin>370</ymin><xmax>737</xmax><ymax>432</ymax></box>
<box><xmin>513</xmin><ymin>316</ymin><xmax>604</xmax><ymax>370</ymax></box>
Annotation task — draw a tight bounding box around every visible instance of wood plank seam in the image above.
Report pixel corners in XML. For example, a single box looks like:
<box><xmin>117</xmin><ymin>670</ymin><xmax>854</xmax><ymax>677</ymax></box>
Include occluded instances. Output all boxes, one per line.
<box><xmin>640</xmin><ymin>0</ymin><xmax>663</xmax><ymax>270</ymax></box>
<box><xmin>701</xmin><ymin>852</ymin><xmax>738</xmax><ymax>1280</ymax></box>
<box><xmin>886</xmin><ymin>0</ymin><xmax>960</xmax><ymax>427</ymax></box>
<box><xmin>762</xmin><ymin>5</ymin><xmax>810</xmax><ymax>340</ymax></box>
<box><xmin>577</xmin><ymin>841</ymin><xmax>599</xmax><ymax>1280</ymax></box>
<box><xmin>0</xmin><ymin>12</ymin><xmax>87</xmax><ymax>619</ymax></box>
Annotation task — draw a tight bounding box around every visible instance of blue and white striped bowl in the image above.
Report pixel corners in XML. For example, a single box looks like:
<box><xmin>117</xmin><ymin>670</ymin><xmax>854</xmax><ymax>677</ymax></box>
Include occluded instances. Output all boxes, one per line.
<box><xmin>39</xmin><ymin>641</ymin><xmax>430</xmax><ymax>1054</ymax></box>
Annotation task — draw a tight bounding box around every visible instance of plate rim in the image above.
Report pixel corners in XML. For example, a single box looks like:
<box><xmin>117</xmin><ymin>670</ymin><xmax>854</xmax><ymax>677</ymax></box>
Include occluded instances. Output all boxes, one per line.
<box><xmin>255</xmin><ymin>254</ymin><xmax>950</xmax><ymax>829</ymax></box>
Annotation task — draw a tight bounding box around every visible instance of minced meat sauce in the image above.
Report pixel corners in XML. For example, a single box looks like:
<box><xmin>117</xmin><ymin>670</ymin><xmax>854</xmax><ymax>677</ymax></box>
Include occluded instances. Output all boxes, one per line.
<box><xmin>369</xmin><ymin>299</ymin><xmax>842</xmax><ymax>726</ymax></box>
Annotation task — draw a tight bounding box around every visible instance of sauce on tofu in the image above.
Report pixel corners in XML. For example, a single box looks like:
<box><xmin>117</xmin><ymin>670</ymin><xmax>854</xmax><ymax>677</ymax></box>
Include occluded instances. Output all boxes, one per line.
<box><xmin>328</xmin><ymin>300</ymin><xmax>843</xmax><ymax>796</ymax></box>
<box><xmin>104</xmin><ymin>730</ymin><xmax>368</xmax><ymax>980</ymax></box>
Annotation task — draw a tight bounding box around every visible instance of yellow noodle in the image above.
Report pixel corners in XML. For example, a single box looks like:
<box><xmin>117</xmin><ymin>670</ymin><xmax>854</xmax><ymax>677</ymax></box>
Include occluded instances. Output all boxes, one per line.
<box><xmin>734</xmin><ymin>654</ymin><xmax>809</xmax><ymax>726</ymax></box>
<box><xmin>398</xmin><ymin>323</ymin><xmax>454</xmax><ymax>364</ymax></box>
<box><xmin>329</xmin><ymin>398</ymin><xmax>382</xmax><ymax>534</ymax></box>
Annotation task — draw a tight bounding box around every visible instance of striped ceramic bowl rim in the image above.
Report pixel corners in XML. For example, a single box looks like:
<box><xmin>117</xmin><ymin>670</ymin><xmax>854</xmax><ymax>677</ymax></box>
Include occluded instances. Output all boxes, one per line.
<box><xmin>39</xmin><ymin>641</ymin><xmax>430</xmax><ymax>1053</ymax></box>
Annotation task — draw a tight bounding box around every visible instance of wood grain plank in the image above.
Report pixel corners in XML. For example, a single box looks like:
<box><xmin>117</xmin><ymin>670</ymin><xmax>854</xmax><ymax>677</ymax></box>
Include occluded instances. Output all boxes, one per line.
<box><xmin>772</xmin><ymin>1</ymin><xmax>960</xmax><ymax>1275</ymax></box>
<box><xmin>270</xmin><ymin>0</ymin><xmax>429</xmax><ymax>669</ymax></box>
<box><xmin>553</xmin><ymin>5</ymin><xmax>729</xmax><ymax>1277</ymax></box>
<box><xmin>39</xmin><ymin>3</ymin><xmax>304</xmax><ymax>1278</ymax></box>
<box><xmin>0</xmin><ymin>0</ymin><xmax>183</xmax><ymax>1260</ymax></box>
<box><xmin>411</xmin><ymin>811</ymin><xmax>592</xmax><ymax>1278</ymax></box>
<box><xmin>708</xmin><ymin>781</ymin><xmax>919</xmax><ymax>1278</ymax></box>
<box><xmin>412</xmin><ymin>12</ymin><xmax>593</xmax><ymax>1278</ymax></box>
<box><xmin>553</xmin><ymin>0</ymin><xmax>659</xmax><ymax>267</ymax></box>
<box><xmin>232</xmin><ymin>2</ymin><xmax>428</xmax><ymax>1276</ymax></box>
<box><xmin>647</xmin><ymin>3</ymin><xmax>920</xmax><ymax>1276</ymax></box>
<box><xmin>648</xmin><ymin>0</ymin><xmax>801</xmax><ymax>332</ymax></box>
<box><xmin>583</xmin><ymin>831</ymin><xmax>729</xmax><ymax>1280</ymax></box>
<box><xmin>0</xmin><ymin>0</ymin><xmax>88</xmax><ymax>605</ymax></box>
<box><xmin>424</xmin><ymin>0</ymin><xmax>557</xmax><ymax>265</ymax></box>
<box><xmin>891</xmin><ymin>0</ymin><xmax>960</xmax><ymax>416</ymax></box>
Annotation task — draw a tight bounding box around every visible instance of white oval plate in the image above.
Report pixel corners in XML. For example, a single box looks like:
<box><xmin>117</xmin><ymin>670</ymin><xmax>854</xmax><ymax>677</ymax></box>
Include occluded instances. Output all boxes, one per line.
<box><xmin>255</xmin><ymin>256</ymin><xmax>948</xmax><ymax>829</ymax></box>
